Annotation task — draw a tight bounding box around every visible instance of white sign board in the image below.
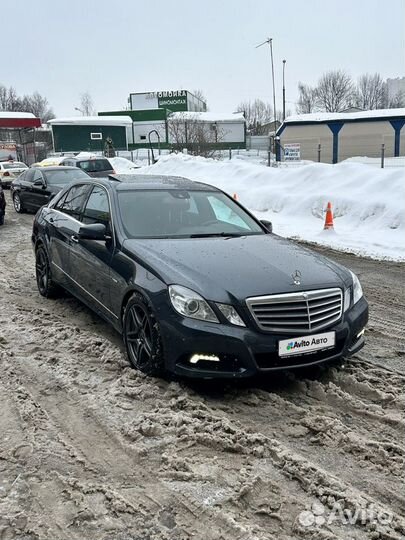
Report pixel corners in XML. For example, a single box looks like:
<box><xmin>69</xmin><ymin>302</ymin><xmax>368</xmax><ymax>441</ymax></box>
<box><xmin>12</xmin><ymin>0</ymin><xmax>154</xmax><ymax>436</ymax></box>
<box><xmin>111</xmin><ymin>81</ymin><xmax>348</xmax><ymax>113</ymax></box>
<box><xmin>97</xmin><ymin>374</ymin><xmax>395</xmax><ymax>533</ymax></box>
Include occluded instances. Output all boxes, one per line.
<box><xmin>90</xmin><ymin>132</ymin><xmax>102</xmax><ymax>140</ymax></box>
<box><xmin>284</xmin><ymin>142</ymin><xmax>300</xmax><ymax>161</ymax></box>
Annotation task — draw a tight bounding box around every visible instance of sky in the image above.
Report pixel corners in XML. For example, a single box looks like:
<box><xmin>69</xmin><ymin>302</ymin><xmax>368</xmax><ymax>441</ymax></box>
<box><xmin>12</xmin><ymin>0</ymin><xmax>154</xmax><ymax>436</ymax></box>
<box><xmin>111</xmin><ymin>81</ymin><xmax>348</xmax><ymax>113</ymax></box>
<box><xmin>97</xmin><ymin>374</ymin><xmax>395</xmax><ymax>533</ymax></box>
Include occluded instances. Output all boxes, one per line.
<box><xmin>3</xmin><ymin>0</ymin><xmax>405</xmax><ymax>118</ymax></box>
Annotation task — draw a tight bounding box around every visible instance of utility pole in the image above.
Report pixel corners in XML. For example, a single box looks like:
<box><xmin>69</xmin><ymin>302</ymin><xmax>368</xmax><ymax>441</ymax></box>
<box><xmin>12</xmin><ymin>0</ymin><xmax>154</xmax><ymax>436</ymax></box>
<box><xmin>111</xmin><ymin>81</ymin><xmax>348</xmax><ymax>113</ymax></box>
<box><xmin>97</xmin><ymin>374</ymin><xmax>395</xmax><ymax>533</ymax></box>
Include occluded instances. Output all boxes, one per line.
<box><xmin>282</xmin><ymin>59</ymin><xmax>286</xmax><ymax>121</ymax></box>
<box><xmin>256</xmin><ymin>37</ymin><xmax>277</xmax><ymax>137</ymax></box>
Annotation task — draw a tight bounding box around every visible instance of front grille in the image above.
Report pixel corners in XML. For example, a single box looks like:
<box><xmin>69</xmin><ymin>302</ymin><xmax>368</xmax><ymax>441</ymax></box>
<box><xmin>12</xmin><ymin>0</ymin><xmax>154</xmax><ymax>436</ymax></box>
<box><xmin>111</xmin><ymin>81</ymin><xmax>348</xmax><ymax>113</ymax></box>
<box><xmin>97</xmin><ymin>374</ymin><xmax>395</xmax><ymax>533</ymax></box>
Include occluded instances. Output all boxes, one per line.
<box><xmin>246</xmin><ymin>288</ymin><xmax>343</xmax><ymax>334</ymax></box>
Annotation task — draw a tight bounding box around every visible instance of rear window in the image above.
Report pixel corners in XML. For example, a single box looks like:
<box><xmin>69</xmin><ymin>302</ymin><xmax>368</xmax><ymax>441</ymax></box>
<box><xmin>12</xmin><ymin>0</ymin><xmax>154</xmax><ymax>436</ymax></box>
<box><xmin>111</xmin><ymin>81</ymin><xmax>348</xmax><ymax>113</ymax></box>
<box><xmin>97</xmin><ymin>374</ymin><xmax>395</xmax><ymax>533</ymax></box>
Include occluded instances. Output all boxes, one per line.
<box><xmin>77</xmin><ymin>159</ymin><xmax>112</xmax><ymax>173</ymax></box>
<box><xmin>3</xmin><ymin>162</ymin><xmax>28</xmax><ymax>170</ymax></box>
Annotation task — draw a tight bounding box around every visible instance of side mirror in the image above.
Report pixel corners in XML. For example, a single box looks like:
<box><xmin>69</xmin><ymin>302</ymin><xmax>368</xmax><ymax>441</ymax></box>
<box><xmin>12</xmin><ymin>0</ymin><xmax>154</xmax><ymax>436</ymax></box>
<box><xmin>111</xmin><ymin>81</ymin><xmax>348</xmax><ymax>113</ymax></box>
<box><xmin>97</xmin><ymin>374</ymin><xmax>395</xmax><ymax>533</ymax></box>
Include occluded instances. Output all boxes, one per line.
<box><xmin>33</xmin><ymin>179</ymin><xmax>46</xmax><ymax>188</ymax></box>
<box><xmin>78</xmin><ymin>223</ymin><xmax>106</xmax><ymax>241</ymax></box>
<box><xmin>260</xmin><ymin>219</ymin><xmax>273</xmax><ymax>233</ymax></box>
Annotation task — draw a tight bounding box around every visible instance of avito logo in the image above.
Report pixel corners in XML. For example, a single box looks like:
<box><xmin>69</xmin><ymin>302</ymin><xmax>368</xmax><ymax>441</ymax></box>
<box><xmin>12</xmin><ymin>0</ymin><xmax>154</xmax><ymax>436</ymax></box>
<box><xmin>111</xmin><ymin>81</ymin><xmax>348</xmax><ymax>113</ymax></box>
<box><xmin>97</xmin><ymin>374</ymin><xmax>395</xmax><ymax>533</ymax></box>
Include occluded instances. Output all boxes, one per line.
<box><xmin>287</xmin><ymin>339</ymin><xmax>310</xmax><ymax>351</ymax></box>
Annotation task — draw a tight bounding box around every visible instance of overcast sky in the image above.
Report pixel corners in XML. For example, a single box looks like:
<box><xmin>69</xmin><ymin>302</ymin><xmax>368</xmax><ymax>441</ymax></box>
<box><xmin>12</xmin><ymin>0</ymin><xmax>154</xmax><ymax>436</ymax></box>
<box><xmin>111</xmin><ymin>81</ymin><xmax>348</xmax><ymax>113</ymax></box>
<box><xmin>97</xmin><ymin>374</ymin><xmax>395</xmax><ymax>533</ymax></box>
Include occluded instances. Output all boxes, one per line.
<box><xmin>5</xmin><ymin>0</ymin><xmax>405</xmax><ymax>117</ymax></box>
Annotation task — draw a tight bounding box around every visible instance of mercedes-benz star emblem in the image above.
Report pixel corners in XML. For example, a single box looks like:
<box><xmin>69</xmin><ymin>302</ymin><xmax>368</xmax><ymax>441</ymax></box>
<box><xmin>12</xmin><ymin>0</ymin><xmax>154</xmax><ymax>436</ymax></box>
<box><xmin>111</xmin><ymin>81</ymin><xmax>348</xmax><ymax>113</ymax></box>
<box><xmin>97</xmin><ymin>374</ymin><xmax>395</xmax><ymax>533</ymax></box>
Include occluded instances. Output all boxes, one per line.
<box><xmin>292</xmin><ymin>270</ymin><xmax>302</xmax><ymax>285</ymax></box>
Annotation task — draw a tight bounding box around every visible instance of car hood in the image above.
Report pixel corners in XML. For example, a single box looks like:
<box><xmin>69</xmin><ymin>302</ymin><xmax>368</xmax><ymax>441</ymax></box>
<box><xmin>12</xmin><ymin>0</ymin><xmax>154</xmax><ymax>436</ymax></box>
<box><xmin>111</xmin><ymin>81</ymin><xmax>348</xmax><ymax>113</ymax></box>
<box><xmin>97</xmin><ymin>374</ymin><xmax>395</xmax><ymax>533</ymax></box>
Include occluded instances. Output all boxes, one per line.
<box><xmin>123</xmin><ymin>234</ymin><xmax>350</xmax><ymax>303</ymax></box>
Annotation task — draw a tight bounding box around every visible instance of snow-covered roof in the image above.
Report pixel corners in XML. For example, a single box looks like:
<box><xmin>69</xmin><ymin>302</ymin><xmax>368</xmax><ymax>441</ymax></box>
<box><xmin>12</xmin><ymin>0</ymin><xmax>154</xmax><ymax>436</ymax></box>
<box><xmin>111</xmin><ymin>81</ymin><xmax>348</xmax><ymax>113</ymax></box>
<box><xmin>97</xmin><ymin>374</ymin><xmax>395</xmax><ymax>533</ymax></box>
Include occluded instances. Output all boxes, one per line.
<box><xmin>169</xmin><ymin>112</ymin><xmax>245</xmax><ymax>123</ymax></box>
<box><xmin>48</xmin><ymin>116</ymin><xmax>133</xmax><ymax>126</ymax></box>
<box><xmin>0</xmin><ymin>111</ymin><xmax>37</xmax><ymax>119</ymax></box>
<box><xmin>284</xmin><ymin>108</ymin><xmax>405</xmax><ymax>124</ymax></box>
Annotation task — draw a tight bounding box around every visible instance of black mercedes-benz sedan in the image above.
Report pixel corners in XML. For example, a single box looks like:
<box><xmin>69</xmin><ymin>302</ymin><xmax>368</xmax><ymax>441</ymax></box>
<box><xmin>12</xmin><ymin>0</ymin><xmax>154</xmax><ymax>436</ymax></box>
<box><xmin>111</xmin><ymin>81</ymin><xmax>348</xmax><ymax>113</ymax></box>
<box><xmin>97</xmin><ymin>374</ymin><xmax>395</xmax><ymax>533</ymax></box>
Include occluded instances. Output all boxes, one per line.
<box><xmin>11</xmin><ymin>166</ymin><xmax>90</xmax><ymax>213</ymax></box>
<box><xmin>32</xmin><ymin>174</ymin><xmax>368</xmax><ymax>378</ymax></box>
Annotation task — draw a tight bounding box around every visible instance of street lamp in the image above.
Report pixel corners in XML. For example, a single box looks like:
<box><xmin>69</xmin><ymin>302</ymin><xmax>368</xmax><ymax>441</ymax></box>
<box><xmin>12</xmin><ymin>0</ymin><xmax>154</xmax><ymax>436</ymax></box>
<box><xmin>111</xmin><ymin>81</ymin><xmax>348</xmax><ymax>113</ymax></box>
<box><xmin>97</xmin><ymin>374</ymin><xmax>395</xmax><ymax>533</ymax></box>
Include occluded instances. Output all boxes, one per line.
<box><xmin>75</xmin><ymin>107</ymin><xmax>85</xmax><ymax>115</ymax></box>
<box><xmin>282</xmin><ymin>59</ymin><xmax>286</xmax><ymax>121</ymax></box>
<box><xmin>256</xmin><ymin>37</ymin><xmax>277</xmax><ymax>139</ymax></box>
<box><xmin>148</xmin><ymin>129</ymin><xmax>161</xmax><ymax>164</ymax></box>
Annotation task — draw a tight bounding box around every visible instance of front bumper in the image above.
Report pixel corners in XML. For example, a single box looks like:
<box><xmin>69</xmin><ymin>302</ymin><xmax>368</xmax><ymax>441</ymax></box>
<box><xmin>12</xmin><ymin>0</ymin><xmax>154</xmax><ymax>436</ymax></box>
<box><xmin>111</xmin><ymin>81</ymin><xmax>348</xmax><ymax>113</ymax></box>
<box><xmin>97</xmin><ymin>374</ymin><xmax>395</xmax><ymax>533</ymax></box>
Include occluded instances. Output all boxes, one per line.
<box><xmin>159</xmin><ymin>296</ymin><xmax>369</xmax><ymax>378</ymax></box>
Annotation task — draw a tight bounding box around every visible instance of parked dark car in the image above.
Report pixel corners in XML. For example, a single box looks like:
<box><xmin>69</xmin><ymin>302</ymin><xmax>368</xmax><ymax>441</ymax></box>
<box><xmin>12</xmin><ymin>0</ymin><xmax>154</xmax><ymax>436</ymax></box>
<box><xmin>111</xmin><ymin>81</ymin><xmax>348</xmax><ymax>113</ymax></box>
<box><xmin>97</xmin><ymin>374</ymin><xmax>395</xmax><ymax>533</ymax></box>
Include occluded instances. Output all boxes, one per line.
<box><xmin>10</xmin><ymin>166</ymin><xmax>90</xmax><ymax>213</ymax></box>
<box><xmin>0</xmin><ymin>183</ymin><xmax>5</xmax><ymax>225</ymax></box>
<box><xmin>32</xmin><ymin>174</ymin><xmax>368</xmax><ymax>379</ymax></box>
<box><xmin>59</xmin><ymin>157</ymin><xmax>115</xmax><ymax>177</ymax></box>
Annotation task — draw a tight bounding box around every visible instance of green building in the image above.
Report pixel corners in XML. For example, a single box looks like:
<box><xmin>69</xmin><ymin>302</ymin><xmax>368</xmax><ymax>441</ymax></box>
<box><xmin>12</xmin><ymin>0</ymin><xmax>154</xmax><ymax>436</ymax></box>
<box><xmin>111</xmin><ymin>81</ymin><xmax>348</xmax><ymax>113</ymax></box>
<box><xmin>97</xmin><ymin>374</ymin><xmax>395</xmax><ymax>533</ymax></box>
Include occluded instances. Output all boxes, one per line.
<box><xmin>99</xmin><ymin>89</ymin><xmax>246</xmax><ymax>150</ymax></box>
<box><xmin>48</xmin><ymin>116</ymin><xmax>133</xmax><ymax>153</ymax></box>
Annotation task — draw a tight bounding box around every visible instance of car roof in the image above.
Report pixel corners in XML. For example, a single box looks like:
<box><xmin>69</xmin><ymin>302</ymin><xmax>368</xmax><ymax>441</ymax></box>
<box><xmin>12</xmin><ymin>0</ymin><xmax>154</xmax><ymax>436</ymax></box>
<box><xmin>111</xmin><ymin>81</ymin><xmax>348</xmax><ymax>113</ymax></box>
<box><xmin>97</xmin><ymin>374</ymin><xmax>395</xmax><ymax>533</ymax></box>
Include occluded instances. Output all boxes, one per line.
<box><xmin>105</xmin><ymin>174</ymin><xmax>219</xmax><ymax>192</ymax></box>
<box><xmin>66</xmin><ymin>156</ymin><xmax>109</xmax><ymax>162</ymax></box>
<box><xmin>31</xmin><ymin>166</ymin><xmax>82</xmax><ymax>172</ymax></box>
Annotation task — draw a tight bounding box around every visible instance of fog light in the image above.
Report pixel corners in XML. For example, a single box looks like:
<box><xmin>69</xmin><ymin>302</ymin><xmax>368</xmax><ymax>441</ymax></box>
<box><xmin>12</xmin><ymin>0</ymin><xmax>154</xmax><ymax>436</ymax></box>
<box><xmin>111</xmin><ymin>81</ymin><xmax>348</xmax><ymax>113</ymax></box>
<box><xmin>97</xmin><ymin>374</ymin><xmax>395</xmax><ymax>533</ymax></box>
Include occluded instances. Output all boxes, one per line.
<box><xmin>356</xmin><ymin>328</ymin><xmax>365</xmax><ymax>338</ymax></box>
<box><xmin>189</xmin><ymin>354</ymin><xmax>220</xmax><ymax>364</ymax></box>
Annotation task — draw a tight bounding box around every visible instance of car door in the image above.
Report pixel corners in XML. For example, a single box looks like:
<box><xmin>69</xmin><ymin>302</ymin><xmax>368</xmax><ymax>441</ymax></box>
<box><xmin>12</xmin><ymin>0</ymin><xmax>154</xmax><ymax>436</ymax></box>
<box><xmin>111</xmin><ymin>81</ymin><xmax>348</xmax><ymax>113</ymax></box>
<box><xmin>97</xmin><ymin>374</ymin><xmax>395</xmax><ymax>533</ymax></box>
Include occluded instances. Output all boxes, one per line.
<box><xmin>69</xmin><ymin>184</ymin><xmax>116</xmax><ymax>321</ymax></box>
<box><xmin>30</xmin><ymin>169</ymin><xmax>51</xmax><ymax>210</ymax></box>
<box><xmin>46</xmin><ymin>183</ymin><xmax>92</xmax><ymax>288</ymax></box>
<box><xmin>18</xmin><ymin>169</ymin><xmax>35</xmax><ymax>208</ymax></box>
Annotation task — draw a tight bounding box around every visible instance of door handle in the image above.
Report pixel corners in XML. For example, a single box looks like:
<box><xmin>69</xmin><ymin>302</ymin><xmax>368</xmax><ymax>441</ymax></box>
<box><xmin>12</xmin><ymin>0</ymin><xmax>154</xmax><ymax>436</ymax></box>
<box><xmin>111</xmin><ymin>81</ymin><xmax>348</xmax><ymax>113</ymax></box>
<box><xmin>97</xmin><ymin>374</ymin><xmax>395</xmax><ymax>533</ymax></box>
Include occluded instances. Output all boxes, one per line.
<box><xmin>70</xmin><ymin>234</ymin><xmax>79</xmax><ymax>243</ymax></box>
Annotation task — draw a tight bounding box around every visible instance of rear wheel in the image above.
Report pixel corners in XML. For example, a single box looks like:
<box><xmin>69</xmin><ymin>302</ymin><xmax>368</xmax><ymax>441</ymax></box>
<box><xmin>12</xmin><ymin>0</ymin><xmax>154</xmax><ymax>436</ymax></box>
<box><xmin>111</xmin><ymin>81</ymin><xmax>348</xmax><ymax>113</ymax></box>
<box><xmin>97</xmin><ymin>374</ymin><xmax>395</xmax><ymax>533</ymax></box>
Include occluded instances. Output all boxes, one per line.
<box><xmin>123</xmin><ymin>293</ymin><xmax>164</xmax><ymax>376</ymax></box>
<box><xmin>35</xmin><ymin>246</ymin><xmax>60</xmax><ymax>298</ymax></box>
<box><xmin>13</xmin><ymin>192</ymin><xmax>25</xmax><ymax>213</ymax></box>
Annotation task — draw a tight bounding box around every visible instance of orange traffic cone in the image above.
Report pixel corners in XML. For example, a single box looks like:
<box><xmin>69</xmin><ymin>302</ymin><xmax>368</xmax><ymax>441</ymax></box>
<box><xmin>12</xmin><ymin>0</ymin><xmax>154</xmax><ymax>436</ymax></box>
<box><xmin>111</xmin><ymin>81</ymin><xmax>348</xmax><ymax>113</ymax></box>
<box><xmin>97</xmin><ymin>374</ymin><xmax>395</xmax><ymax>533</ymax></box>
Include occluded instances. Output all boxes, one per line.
<box><xmin>233</xmin><ymin>193</ymin><xmax>238</xmax><ymax>200</ymax></box>
<box><xmin>324</xmin><ymin>202</ymin><xmax>334</xmax><ymax>230</ymax></box>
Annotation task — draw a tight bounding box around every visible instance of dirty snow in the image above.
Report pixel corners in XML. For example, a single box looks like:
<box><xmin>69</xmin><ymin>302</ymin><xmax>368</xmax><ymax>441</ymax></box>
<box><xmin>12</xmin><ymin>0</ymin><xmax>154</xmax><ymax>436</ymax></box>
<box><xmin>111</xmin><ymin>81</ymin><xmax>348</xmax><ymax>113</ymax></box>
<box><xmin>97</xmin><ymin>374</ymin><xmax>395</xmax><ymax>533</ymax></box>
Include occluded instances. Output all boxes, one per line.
<box><xmin>0</xmin><ymin>198</ymin><xmax>404</xmax><ymax>539</ymax></box>
<box><xmin>135</xmin><ymin>153</ymin><xmax>405</xmax><ymax>261</ymax></box>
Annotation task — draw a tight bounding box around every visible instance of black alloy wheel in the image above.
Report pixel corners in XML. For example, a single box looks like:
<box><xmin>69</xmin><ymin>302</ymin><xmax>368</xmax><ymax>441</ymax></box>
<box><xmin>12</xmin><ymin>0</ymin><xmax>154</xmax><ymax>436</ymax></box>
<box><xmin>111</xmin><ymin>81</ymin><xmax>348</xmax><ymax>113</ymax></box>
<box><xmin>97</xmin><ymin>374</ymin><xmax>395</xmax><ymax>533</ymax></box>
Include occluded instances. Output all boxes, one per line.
<box><xmin>13</xmin><ymin>192</ymin><xmax>24</xmax><ymax>213</ymax></box>
<box><xmin>123</xmin><ymin>293</ymin><xmax>164</xmax><ymax>375</ymax></box>
<box><xmin>35</xmin><ymin>246</ymin><xmax>59</xmax><ymax>298</ymax></box>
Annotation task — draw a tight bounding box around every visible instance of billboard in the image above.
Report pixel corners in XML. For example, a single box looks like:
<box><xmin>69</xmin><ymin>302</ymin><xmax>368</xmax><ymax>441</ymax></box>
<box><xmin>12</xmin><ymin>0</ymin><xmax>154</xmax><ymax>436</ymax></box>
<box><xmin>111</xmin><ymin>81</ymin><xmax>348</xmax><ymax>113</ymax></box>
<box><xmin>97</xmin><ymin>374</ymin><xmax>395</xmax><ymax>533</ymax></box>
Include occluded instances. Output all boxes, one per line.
<box><xmin>0</xmin><ymin>143</ymin><xmax>17</xmax><ymax>161</ymax></box>
<box><xmin>130</xmin><ymin>90</ymin><xmax>188</xmax><ymax>112</ymax></box>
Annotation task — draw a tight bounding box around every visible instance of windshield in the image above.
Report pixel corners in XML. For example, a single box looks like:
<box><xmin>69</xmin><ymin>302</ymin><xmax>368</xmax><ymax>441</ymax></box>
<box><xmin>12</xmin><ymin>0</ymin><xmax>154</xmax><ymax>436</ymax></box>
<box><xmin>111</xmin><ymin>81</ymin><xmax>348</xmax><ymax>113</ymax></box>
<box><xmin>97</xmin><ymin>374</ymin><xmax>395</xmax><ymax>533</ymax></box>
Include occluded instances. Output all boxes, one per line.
<box><xmin>43</xmin><ymin>168</ymin><xmax>89</xmax><ymax>185</ymax></box>
<box><xmin>118</xmin><ymin>189</ymin><xmax>264</xmax><ymax>239</ymax></box>
<box><xmin>3</xmin><ymin>162</ymin><xmax>27</xmax><ymax>170</ymax></box>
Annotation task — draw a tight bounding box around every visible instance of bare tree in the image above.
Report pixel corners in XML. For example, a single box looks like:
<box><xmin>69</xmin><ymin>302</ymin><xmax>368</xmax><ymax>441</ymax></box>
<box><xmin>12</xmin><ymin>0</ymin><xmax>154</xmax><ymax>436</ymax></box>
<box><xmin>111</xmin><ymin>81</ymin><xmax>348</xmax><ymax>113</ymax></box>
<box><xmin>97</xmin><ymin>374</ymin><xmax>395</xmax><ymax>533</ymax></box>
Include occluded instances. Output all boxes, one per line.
<box><xmin>167</xmin><ymin>112</ymin><xmax>224</xmax><ymax>157</ymax></box>
<box><xmin>0</xmin><ymin>85</ymin><xmax>24</xmax><ymax>111</ymax></box>
<box><xmin>21</xmin><ymin>92</ymin><xmax>54</xmax><ymax>122</ymax></box>
<box><xmin>316</xmin><ymin>70</ymin><xmax>354</xmax><ymax>112</ymax></box>
<box><xmin>296</xmin><ymin>83</ymin><xmax>319</xmax><ymax>114</ymax></box>
<box><xmin>79</xmin><ymin>92</ymin><xmax>95</xmax><ymax>116</ymax></box>
<box><xmin>353</xmin><ymin>73</ymin><xmax>386</xmax><ymax>110</ymax></box>
<box><xmin>192</xmin><ymin>89</ymin><xmax>208</xmax><ymax>110</ymax></box>
<box><xmin>387</xmin><ymin>90</ymin><xmax>405</xmax><ymax>108</ymax></box>
<box><xmin>236</xmin><ymin>99</ymin><xmax>273</xmax><ymax>135</ymax></box>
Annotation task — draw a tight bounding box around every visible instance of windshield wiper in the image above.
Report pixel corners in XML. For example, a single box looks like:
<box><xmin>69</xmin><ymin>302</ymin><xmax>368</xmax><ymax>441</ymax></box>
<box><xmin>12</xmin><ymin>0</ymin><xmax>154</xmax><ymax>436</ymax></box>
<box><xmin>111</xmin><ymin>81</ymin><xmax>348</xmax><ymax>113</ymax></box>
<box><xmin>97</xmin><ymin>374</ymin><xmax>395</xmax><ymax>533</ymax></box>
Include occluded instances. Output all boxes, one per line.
<box><xmin>189</xmin><ymin>232</ymin><xmax>245</xmax><ymax>238</ymax></box>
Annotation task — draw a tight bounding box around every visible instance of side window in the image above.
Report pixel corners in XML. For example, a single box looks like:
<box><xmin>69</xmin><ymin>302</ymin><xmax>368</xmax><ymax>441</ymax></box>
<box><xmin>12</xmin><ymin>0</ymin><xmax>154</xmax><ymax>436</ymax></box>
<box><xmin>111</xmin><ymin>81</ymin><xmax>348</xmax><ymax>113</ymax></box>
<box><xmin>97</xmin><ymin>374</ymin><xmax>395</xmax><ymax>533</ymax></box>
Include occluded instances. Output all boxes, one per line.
<box><xmin>82</xmin><ymin>186</ymin><xmax>111</xmax><ymax>229</ymax></box>
<box><xmin>33</xmin><ymin>170</ymin><xmax>43</xmax><ymax>183</ymax></box>
<box><xmin>57</xmin><ymin>184</ymin><xmax>91</xmax><ymax>220</ymax></box>
<box><xmin>24</xmin><ymin>169</ymin><xmax>35</xmax><ymax>183</ymax></box>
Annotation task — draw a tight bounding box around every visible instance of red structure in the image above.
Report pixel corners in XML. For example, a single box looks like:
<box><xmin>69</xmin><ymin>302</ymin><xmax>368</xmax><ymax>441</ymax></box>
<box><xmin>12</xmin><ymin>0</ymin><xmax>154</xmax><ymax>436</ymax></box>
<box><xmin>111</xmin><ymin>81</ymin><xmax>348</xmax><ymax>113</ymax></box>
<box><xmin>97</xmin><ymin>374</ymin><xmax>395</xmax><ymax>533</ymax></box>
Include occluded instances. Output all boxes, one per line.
<box><xmin>0</xmin><ymin>112</ymin><xmax>42</xmax><ymax>164</ymax></box>
<box><xmin>0</xmin><ymin>115</ymin><xmax>41</xmax><ymax>129</ymax></box>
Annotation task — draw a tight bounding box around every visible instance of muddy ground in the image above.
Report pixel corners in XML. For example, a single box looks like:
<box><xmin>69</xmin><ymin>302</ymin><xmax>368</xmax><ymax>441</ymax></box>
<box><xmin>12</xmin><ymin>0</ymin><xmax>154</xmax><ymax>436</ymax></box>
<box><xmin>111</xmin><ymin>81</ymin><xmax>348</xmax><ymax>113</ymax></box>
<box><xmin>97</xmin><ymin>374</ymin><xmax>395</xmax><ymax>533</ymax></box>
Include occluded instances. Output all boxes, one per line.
<box><xmin>0</xmin><ymin>192</ymin><xmax>404</xmax><ymax>540</ymax></box>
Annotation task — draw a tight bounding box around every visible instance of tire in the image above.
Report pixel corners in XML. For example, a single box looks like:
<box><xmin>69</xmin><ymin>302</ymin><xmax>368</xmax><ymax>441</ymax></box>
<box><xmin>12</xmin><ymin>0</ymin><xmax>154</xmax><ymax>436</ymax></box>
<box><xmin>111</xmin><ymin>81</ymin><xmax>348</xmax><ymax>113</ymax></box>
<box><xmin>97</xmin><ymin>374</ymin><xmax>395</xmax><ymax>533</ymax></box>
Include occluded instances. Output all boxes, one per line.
<box><xmin>13</xmin><ymin>192</ymin><xmax>25</xmax><ymax>213</ymax></box>
<box><xmin>123</xmin><ymin>293</ymin><xmax>164</xmax><ymax>376</ymax></box>
<box><xmin>35</xmin><ymin>246</ymin><xmax>60</xmax><ymax>298</ymax></box>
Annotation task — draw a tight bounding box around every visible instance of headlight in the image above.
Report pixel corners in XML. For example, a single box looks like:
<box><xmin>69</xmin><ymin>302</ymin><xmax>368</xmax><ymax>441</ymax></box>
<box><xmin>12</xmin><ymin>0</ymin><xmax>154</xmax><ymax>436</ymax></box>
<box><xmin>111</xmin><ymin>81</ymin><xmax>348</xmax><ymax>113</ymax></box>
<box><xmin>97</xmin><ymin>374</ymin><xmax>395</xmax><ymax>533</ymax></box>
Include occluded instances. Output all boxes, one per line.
<box><xmin>216</xmin><ymin>303</ymin><xmax>245</xmax><ymax>326</ymax></box>
<box><xmin>350</xmin><ymin>271</ymin><xmax>363</xmax><ymax>305</ymax></box>
<box><xmin>169</xmin><ymin>285</ymin><xmax>219</xmax><ymax>323</ymax></box>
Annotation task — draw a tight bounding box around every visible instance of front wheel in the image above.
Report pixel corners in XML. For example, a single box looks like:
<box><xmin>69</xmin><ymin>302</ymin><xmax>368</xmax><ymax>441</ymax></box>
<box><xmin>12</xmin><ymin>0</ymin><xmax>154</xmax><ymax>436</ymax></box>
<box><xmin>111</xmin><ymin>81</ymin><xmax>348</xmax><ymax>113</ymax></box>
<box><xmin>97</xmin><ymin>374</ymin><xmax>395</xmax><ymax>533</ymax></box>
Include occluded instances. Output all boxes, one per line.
<box><xmin>35</xmin><ymin>246</ymin><xmax>60</xmax><ymax>298</ymax></box>
<box><xmin>123</xmin><ymin>293</ymin><xmax>164</xmax><ymax>376</ymax></box>
<box><xmin>13</xmin><ymin>192</ymin><xmax>25</xmax><ymax>213</ymax></box>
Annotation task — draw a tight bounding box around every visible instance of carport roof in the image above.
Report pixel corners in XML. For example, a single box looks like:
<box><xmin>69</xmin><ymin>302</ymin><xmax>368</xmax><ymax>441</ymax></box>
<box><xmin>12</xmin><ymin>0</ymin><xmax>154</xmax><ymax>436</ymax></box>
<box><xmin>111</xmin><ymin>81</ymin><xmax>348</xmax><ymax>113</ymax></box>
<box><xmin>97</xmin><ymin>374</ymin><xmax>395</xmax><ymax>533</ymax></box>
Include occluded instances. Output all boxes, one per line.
<box><xmin>284</xmin><ymin>108</ymin><xmax>405</xmax><ymax>124</ymax></box>
<box><xmin>0</xmin><ymin>111</ymin><xmax>41</xmax><ymax>128</ymax></box>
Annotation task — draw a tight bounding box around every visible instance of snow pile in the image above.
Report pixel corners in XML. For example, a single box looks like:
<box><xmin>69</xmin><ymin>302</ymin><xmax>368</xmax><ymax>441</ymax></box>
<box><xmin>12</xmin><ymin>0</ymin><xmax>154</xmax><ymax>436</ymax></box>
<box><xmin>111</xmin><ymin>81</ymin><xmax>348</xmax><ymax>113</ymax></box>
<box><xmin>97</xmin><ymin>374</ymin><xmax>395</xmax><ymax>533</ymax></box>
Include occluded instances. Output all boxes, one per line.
<box><xmin>109</xmin><ymin>156</ymin><xmax>141</xmax><ymax>173</ymax></box>
<box><xmin>135</xmin><ymin>153</ymin><xmax>405</xmax><ymax>261</ymax></box>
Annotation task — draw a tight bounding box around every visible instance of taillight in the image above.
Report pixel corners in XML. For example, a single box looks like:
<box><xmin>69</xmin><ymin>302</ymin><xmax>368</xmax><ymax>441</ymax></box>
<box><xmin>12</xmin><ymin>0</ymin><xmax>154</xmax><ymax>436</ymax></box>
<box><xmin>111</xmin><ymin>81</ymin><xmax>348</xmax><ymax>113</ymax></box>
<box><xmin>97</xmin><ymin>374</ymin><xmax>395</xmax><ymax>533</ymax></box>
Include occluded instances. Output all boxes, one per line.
<box><xmin>112</xmin><ymin>169</ymin><xmax>116</xmax><ymax>174</ymax></box>
<box><xmin>3</xmin><ymin>171</ymin><xmax>10</xmax><ymax>177</ymax></box>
